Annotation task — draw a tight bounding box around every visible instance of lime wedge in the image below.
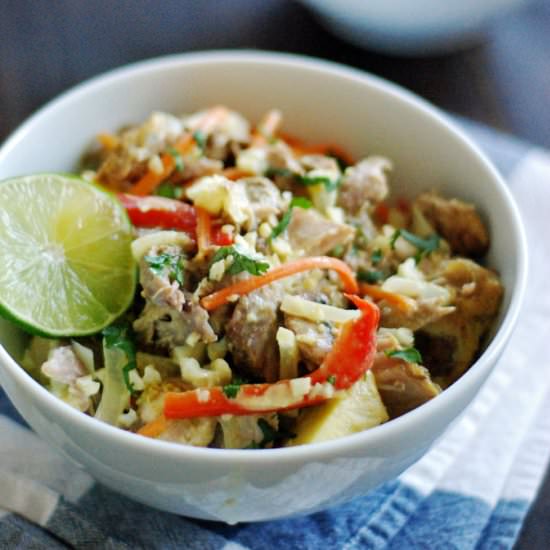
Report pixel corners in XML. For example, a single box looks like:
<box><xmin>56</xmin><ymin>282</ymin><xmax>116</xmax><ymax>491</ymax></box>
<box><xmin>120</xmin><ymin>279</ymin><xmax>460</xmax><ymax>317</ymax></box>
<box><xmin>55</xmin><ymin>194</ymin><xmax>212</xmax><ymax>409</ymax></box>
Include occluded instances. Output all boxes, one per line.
<box><xmin>0</xmin><ymin>174</ymin><xmax>137</xmax><ymax>337</ymax></box>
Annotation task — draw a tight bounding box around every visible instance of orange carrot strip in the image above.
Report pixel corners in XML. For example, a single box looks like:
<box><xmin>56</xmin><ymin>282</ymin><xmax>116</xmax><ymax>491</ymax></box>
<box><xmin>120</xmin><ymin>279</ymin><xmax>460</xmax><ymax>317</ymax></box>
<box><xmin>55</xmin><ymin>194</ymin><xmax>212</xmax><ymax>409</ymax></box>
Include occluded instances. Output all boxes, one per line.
<box><xmin>359</xmin><ymin>283</ymin><xmax>415</xmax><ymax>313</ymax></box>
<box><xmin>195</xmin><ymin>206</ymin><xmax>212</xmax><ymax>252</ymax></box>
<box><xmin>137</xmin><ymin>415</ymin><xmax>167</xmax><ymax>438</ymax></box>
<box><xmin>132</xmin><ymin>153</ymin><xmax>175</xmax><ymax>196</ymax></box>
<box><xmin>221</xmin><ymin>167</ymin><xmax>254</xmax><ymax>180</ymax></box>
<box><xmin>201</xmin><ymin>256</ymin><xmax>359</xmax><ymax>311</ymax></box>
<box><xmin>279</xmin><ymin>132</ymin><xmax>355</xmax><ymax>166</ymax></box>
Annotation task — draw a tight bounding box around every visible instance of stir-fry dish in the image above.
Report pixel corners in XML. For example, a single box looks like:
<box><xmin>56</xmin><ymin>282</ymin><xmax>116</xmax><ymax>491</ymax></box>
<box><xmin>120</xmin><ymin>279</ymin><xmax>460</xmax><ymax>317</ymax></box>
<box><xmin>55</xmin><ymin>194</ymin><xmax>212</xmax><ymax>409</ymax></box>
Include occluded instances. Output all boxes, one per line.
<box><xmin>22</xmin><ymin>106</ymin><xmax>504</xmax><ymax>448</ymax></box>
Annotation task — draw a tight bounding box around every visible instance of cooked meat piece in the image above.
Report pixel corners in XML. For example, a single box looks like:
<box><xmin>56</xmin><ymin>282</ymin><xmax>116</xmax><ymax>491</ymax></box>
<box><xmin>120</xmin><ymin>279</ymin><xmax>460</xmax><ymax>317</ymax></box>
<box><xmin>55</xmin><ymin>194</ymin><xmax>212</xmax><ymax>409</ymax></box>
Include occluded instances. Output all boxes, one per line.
<box><xmin>416</xmin><ymin>258</ymin><xmax>503</xmax><ymax>386</ymax></box>
<box><xmin>372</xmin><ymin>353</ymin><xmax>441</xmax><ymax>417</ymax></box>
<box><xmin>286</xmin><ymin>207</ymin><xmax>354</xmax><ymax>256</ymax></box>
<box><xmin>225</xmin><ymin>283</ymin><xmax>284</xmax><ymax>382</ymax></box>
<box><xmin>284</xmin><ymin>315</ymin><xmax>334</xmax><ymax>368</ymax></box>
<box><xmin>41</xmin><ymin>346</ymin><xmax>94</xmax><ymax>412</ymax></box>
<box><xmin>241</xmin><ymin>177</ymin><xmax>284</xmax><ymax>223</ymax></box>
<box><xmin>139</xmin><ymin>247</ymin><xmax>186</xmax><ymax>311</ymax></box>
<box><xmin>300</xmin><ymin>154</ymin><xmax>340</xmax><ymax>173</ymax></box>
<box><xmin>133</xmin><ymin>291</ymin><xmax>216</xmax><ymax>349</ymax></box>
<box><xmin>380</xmin><ymin>297</ymin><xmax>455</xmax><ymax>331</ymax></box>
<box><xmin>338</xmin><ymin>157</ymin><xmax>391</xmax><ymax>214</ymax></box>
<box><xmin>414</xmin><ymin>191</ymin><xmax>489</xmax><ymax>257</ymax></box>
<box><xmin>158</xmin><ymin>417</ymin><xmax>217</xmax><ymax>446</ymax></box>
<box><xmin>41</xmin><ymin>346</ymin><xmax>87</xmax><ymax>385</ymax></box>
<box><xmin>266</xmin><ymin>141</ymin><xmax>304</xmax><ymax>176</ymax></box>
<box><xmin>177</xmin><ymin>157</ymin><xmax>223</xmax><ymax>181</ymax></box>
<box><xmin>200</xmin><ymin>109</ymin><xmax>251</xmax><ymax>161</ymax></box>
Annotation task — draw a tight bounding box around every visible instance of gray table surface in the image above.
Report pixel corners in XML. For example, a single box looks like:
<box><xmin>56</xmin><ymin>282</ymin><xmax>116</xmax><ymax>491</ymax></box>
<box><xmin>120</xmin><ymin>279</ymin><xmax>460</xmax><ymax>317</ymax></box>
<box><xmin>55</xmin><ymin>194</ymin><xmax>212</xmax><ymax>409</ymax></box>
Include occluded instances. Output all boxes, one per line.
<box><xmin>1</xmin><ymin>1</ymin><xmax>549</xmax><ymax>547</ymax></box>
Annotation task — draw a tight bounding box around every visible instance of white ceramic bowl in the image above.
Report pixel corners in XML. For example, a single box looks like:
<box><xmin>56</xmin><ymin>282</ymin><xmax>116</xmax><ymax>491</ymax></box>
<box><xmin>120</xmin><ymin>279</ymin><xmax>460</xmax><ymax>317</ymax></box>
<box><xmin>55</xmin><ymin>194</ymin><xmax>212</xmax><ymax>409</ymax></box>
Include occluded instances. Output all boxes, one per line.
<box><xmin>0</xmin><ymin>51</ymin><xmax>527</xmax><ymax>523</ymax></box>
<box><xmin>298</xmin><ymin>0</ymin><xmax>531</xmax><ymax>55</ymax></box>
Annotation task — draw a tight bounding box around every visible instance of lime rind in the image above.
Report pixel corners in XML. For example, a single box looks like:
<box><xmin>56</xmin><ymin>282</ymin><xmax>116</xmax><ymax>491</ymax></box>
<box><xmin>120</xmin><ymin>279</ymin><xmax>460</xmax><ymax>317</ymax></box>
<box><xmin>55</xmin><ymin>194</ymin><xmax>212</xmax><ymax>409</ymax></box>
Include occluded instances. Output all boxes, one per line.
<box><xmin>0</xmin><ymin>173</ymin><xmax>137</xmax><ymax>337</ymax></box>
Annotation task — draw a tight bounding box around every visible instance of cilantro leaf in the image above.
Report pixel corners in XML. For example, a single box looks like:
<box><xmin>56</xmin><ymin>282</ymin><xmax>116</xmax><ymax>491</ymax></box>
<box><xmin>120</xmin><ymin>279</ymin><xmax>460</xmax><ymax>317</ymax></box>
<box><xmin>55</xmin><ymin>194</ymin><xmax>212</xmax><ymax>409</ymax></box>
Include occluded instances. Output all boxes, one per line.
<box><xmin>166</xmin><ymin>148</ymin><xmax>184</xmax><ymax>172</ymax></box>
<box><xmin>329</xmin><ymin>244</ymin><xmax>345</xmax><ymax>258</ymax></box>
<box><xmin>390</xmin><ymin>229</ymin><xmax>440</xmax><ymax>262</ymax></box>
<box><xmin>257</xmin><ymin>418</ymin><xmax>277</xmax><ymax>447</ymax></box>
<box><xmin>102</xmin><ymin>323</ymin><xmax>137</xmax><ymax>394</ymax></box>
<box><xmin>371</xmin><ymin>248</ymin><xmax>383</xmax><ymax>264</ymax></box>
<box><xmin>385</xmin><ymin>347</ymin><xmax>423</xmax><ymax>364</ymax></box>
<box><xmin>357</xmin><ymin>269</ymin><xmax>385</xmax><ymax>284</ymax></box>
<box><xmin>299</xmin><ymin>174</ymin><xmax>340</xmax><ymax>192</ymax></box>
<box><xmin>222</xmin><ymin>383</ymin><xmax>241</xmax><ymax>399</ymax></box>
<box><xmin>211</xmin><ymin>246</ymin><xmax>270</xmax><ymax>276</ymax></box>
<box><xmin>222</xmin><ymin>375</ymin><xmax>246</xmax><ymax>399</ymax></box>
<box><xmin>154</xmin><ymin>181</ymin><xmax>183</xmax><ymax>199</ymax></box>
<box><xmin>327</xmin><ymin>375</ymin><xmax>337</xmax><ymax>385</ymax></box>
<box><xmin>193</xmin><ymin>130</ymin><xmax>207</xmax><ymax>152</ymax></box>
<box><xmin>270</xmin><ymin>196</ymin><xmax>312</xmax><ymax>240</ymax></box>
<box><xmin>264</xmin><ymin>166</ymin><xmax>340</xmax><ymax>191</ymax></box>
<box><xmin>144</xmin><ymin>252</ymin><xmax>185</xmax><ymax>286</ymax></box>
<box><xmin>289</xmin><ymin>196</ymin><xmax>313</xmax><ymax>209</ymax></box>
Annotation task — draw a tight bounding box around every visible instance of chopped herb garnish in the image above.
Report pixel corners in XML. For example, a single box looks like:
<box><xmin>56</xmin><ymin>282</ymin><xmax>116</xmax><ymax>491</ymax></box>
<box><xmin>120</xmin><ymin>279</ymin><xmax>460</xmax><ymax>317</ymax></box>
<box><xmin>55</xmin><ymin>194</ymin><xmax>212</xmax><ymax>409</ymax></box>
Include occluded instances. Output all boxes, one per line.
<box><xmin>386</xmin><ymin>347</ymin><xmax>423</xmax><ymax>364</ymax></box>
<box><xmin>211</xmin><ymin>246</ymin><xmax>270</xmax><ymax>276</ymax></box>
<box><xmin>222</xmin><ymin>383</ymin><xmax>241</xmax><ymax>399</ymax></box>
<box><xmin>390</xmin><ymin>229</ymin><xmax>440</xmax><ymax>262</ymax></box>
<box><xmin>154</xmin><ymin>181</ymin><xmax>183</xmax><ymax>199</ymax></box>
<box><xmin>144</xmin><ymin>251</ymin><xmax>185</xmax><ymax>286</ymax></box>
<box><xmin>329</xmin><ymin>244</ymin><xmax>345</xmax><ymax>258</ymax></box>
<box><xmin>352</xmin><ymin>225</ymin><xmax>369</xmax><ymax>252</ymax></box>
<box><xmin>102</xmin><ymin>323</ymin><xmax>137</xmax><ymax>394</ymax></box>
<box><xmin>327</xmin><ymin>375</ymin><xmax>337</xmax><ymax>385</ymax></box>
<box><xmin>299</xmin><ymin>174</ymin><xmax>340</xmax><ymax>192</ymax></box>
<box><xmin>257</xmin><ymin>418</ymin><xmax>277</xmax><ymax>447</ymax></box>
<box><xmin>289</xmin><ymin>196</ymin><xmax>313</xmax><ymax>209</ymax></box>
<box><xmin>264</xmin><ymin>167</ymin><xmax>340</xmax><ymax>191</ymax></box>
<box><xmin>193</xmin><ymin>130</ymin><xmax>207</xmax><ymax>152</ymax></box>
<box><xmin>166</xmin><ymin>147</ymin><xmax>184</xmax><ymax>172</ymax></box>
<box><xmin>270</xmin><ymin>197</ymin><xmax>312</xmax><ymax>240</ymax></box>
<box><xmin>357</xmin><ymin>269</ymin><xmax>385</xmax><ymax>284</ymax></box>
<box><xmin>222</xmin><ymin>375</ymin><xmax>247</xmax><ymax>399</ymax></box>
<box><xmin>371</xmin><ymin>248</ymin><xmax>383</xmax><ymax>264</ymax></box>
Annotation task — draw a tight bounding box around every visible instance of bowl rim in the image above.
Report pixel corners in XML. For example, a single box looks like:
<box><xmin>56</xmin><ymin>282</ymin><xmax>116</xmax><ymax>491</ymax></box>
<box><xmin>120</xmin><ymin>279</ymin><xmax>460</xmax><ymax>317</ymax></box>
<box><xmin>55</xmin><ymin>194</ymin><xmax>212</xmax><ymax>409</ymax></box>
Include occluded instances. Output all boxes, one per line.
<box><xmin>0</xmin><ymin>49</ymin><xmax>528</xmax><ymax>466</ymax></box>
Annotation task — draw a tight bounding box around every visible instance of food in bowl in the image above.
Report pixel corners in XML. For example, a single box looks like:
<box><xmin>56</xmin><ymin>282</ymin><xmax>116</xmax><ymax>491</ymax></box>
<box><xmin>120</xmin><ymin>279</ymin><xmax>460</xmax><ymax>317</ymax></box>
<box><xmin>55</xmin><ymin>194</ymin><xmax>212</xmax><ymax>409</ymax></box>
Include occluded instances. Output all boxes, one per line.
<box><xmin>11</xmin><ymin>105</ymin><xmax>505</xmax><ymax>450</ymax></box>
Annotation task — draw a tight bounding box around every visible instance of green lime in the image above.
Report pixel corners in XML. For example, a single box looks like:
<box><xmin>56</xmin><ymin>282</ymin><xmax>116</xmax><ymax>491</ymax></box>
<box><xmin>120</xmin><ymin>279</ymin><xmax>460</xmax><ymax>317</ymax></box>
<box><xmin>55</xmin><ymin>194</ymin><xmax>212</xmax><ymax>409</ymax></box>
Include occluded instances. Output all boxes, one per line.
<box><xmin>0</xmin><ymin>174</ymin><xmax>137</xmax><ymax>337</ymax></box>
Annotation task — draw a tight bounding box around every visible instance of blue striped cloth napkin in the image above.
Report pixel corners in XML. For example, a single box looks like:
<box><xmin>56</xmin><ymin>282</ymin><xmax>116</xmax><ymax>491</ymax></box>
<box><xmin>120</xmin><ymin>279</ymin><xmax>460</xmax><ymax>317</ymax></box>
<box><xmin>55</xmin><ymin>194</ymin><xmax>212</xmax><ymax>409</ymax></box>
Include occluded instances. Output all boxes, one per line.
<box><xmin>1</xmin><ymin>120</ymin><xmax>549</xmax><ymax>549</ymax></box>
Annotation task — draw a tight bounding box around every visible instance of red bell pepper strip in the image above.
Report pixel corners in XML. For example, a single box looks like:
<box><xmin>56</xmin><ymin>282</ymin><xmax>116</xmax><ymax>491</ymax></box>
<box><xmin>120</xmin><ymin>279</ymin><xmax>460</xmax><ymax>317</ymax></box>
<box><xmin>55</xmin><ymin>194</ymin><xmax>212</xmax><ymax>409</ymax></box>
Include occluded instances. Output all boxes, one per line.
<box><xmin>118</xmin><ymin>193</ymin><xmax>197</xmax><ymax>234</ymax></box>
<box><xmin>163</xmin><ymin>295</ymin><xmax>379</xmax><ymax>419</ymax></box>
<box><xmin>117</xmin><ymin>193</ymin><xmax>233</xmax><ymax>246</ymax></box>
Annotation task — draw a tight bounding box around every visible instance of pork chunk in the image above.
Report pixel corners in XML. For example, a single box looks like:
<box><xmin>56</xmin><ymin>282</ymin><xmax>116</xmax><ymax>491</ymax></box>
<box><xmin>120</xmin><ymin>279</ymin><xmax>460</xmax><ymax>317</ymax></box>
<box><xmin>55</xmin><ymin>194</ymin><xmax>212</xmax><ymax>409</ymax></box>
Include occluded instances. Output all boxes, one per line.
<box><xmin>286</xmin><ymin>207</ymin><xmax>354</xmax><ymax>256</ymax></box>
<box><xmin>241</xmin><ymin>177</ymin><xmax>284</xmax><ymax>223</ymax></box>
<box><xmin>133</xmin><ymin>292</ymin><xmax>216</xmax><ymax>350</ymax></box>
<box><xmin>372</xmin><ymin>353</ymin><xmax>441</xmax><ymax>417</ymax></box>
<box><xmin>225</xmin><ymin>283</ymin><xmax>284</xmax><ymax>382</ymax></box>
<box><xmin>284</xmin><ymin>315</ymin><xmax>334</xmax><ymax>368</ymax></box>
<box><xmin>416</xmin><ymin>258</ymin><xmax>503</xmax><ymax>386</ymax></box>
<box><xmin>338</xmin><ymin>157</ymin><xmax>391</xmax><ymax>214</ymax></box>
<box><xmin>414</xmin><ymin>191</ymin><xmax>489</xmax><ymax>257</ymax></box>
